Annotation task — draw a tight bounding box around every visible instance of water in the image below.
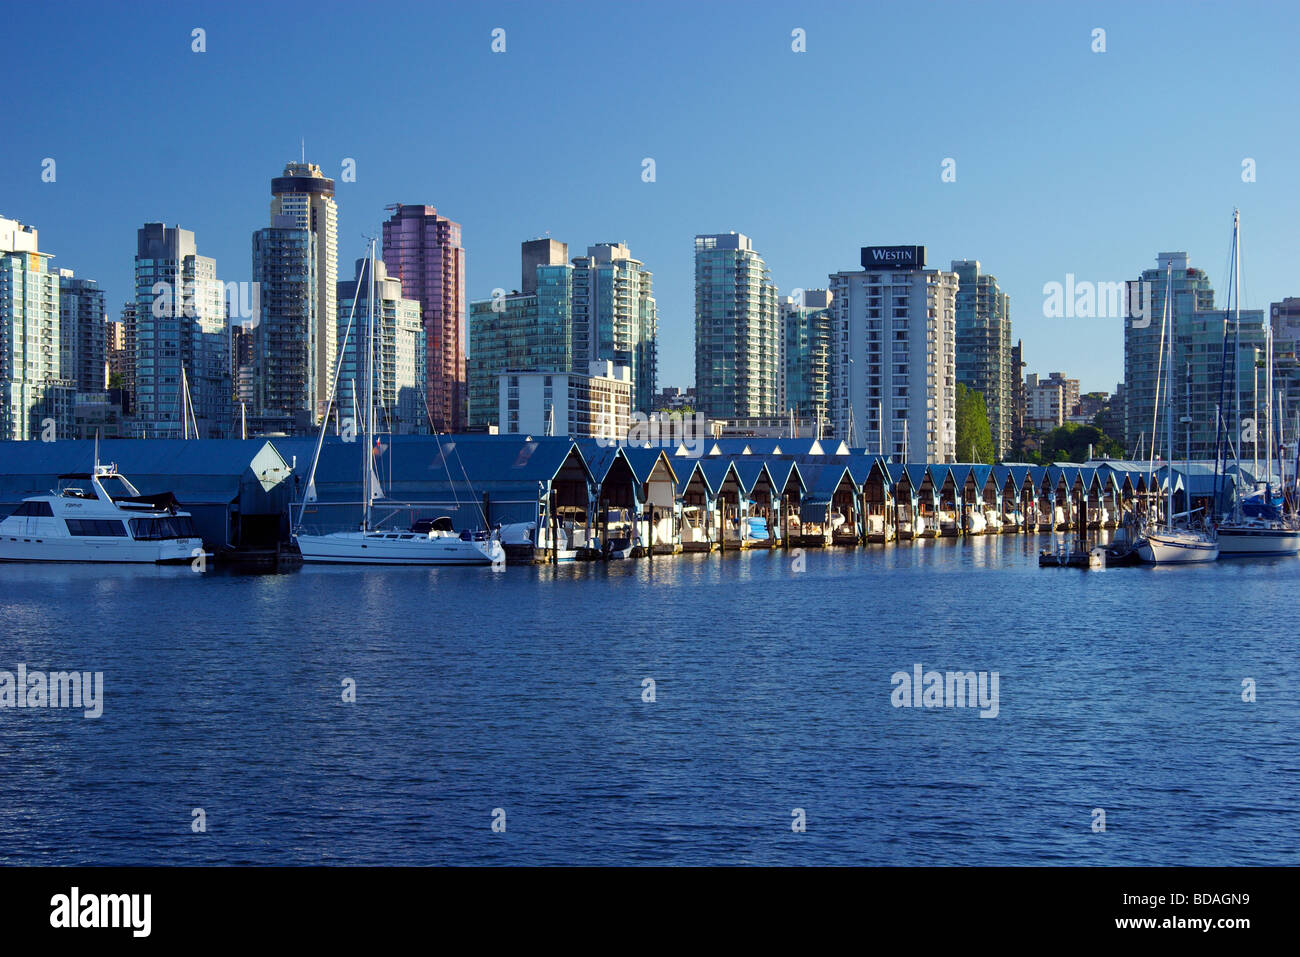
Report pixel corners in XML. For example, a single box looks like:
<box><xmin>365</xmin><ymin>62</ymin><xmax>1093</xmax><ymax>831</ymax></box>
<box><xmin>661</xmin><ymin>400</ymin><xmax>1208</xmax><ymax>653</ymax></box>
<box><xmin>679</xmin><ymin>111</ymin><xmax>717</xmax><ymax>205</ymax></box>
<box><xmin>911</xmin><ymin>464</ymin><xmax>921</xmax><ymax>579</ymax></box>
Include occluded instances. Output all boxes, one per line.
<box><xmin>1</xmin><ymin>534</ymin><xmax>1296</xmax><ymax>865</ymax></box>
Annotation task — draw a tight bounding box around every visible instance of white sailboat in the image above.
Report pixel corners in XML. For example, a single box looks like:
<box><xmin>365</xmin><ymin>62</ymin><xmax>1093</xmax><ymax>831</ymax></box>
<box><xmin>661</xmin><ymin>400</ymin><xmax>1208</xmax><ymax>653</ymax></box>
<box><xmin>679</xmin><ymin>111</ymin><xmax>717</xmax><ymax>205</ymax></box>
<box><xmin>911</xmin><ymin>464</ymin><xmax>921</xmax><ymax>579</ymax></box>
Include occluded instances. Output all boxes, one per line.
<box><xmin>294</xmin><ymin>240</ymin><xmax>503</xmax><ymax>566</ymax></box>
<box><xmin>1215</xmin><ymin>211</ymin><xmax>1300</xmax><ymax>557</ymax></box>
<box><xmin>1135</xmin><ymin>260</ymin><xmax>1219</xmax><ymax>564</ymax></box>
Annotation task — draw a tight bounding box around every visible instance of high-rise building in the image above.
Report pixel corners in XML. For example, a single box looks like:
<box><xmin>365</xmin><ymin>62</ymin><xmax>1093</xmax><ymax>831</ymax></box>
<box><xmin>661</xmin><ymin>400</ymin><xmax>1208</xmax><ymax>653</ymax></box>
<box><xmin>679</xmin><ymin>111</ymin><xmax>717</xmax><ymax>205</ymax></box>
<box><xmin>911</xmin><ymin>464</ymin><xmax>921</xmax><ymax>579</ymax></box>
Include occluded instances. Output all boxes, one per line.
<box><xmin>270</xmin><ymin>162</ymin><xmax>337</xmax><ymax>420</ymax></box>
<box><xmin>1008</xmin><ymin>338</ymin><xmax>1027</xmax><ymax>456</ymax></box>
<box><xmin>251</xmin><ymin>221</ymin><xmax>317</xmax><ymax>431</ymax></box>
<box><xmin>381</xmin><ymin>205</ymin><xmax>466</xmax><ymax>432</ymax></box>
<box><xmin>952</xmin><ymin>260</ymin><xmax>1012</xmax><ymax>458</ymax></box>
<box><xmin>1124</xmin><ymin>252</ymin><xmax>1264</xmax><ymax>459</ymax></box>
<box><xmin>0</xmin><ymin>217</ymin><xmax>62</xmax><ymax>440</ymax></box>
<box><xmin>133</xmin><ymin>223</ymin><xmax>231</xmax><ymax>438</ymax></box>
<box><xmin>694</xmin><ymin>233</ymin><xmax>779</xmax><ymax>420</ymax></box>
<box><xmin>780</xmin><ymin>289</ymin><xmax>832</xmax><ymax>426</ymax></box>
<box><xmin>336</xmin><ymin>257</ymin><xmax>426</xmax><ymax>435</ymax></box>
<box><xmin>467</xmin><ymin>243</ymin><xmax>573</xmax><ymax>429</ymax></box>
<box><xmin>569</xmin><ymin>243</ymin><xmax>658</xmax><ymax>414</ymax></box>
<box><xmin>110</xmin><ymin>301</ymin><xmax>137</xmax><ymax>407</ymax></box>
<box><xmin>829</xmin><ymin>246</ymin><xmax>957</xmax><ymax>461</ymax></box>
<box><xmin>56</xmin><ymin>270</ymin><xmax>107</xmax><ymax>394</ymax></box>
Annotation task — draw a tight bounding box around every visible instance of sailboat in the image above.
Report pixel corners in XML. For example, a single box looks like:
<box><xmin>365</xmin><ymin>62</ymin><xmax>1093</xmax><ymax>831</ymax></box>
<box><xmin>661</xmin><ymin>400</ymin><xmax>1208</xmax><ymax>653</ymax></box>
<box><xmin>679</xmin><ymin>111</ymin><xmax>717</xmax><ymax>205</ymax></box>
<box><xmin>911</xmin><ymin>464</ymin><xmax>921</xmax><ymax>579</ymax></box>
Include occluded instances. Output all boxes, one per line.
<box><xmin>1135</xmin><ymin>259</ymin><xmax>1219</xmax><ymax>564</ymax></box>
<box><xmin>1215</xmin><ymin>212</ymin><xmax>1300</xmax><ymax>556</ymax></box>
<box><xmin>294</xmin><ymin>240</ymin><xmax>503</xmax><ymax>565</ymax></box>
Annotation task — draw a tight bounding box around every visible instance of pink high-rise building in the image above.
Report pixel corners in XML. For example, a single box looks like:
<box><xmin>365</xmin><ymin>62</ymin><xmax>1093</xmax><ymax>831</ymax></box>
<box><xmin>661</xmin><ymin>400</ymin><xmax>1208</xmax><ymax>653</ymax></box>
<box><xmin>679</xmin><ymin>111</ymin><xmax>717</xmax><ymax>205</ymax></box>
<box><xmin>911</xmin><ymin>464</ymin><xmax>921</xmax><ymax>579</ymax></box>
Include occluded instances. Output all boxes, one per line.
<box><xmin>381</xmin><ymin>204</ymin><xmax>466</xmax><ymax>432</ymax></box>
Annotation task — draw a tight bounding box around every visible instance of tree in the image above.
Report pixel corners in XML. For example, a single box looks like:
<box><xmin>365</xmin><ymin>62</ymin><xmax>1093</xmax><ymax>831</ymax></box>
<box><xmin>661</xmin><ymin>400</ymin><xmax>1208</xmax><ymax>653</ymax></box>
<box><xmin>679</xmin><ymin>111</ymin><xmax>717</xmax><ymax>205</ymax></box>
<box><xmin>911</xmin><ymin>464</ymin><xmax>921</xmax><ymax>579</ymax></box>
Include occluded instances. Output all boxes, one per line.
<box><xmin>954</xmin><ymin>383</ymin><xmax>994</xmax><ymax>463</ymax></box>
<box><xmin>1036</xmin><ymin>422</ymin><xmax>1123</xmax><ymax>463</ymax></box>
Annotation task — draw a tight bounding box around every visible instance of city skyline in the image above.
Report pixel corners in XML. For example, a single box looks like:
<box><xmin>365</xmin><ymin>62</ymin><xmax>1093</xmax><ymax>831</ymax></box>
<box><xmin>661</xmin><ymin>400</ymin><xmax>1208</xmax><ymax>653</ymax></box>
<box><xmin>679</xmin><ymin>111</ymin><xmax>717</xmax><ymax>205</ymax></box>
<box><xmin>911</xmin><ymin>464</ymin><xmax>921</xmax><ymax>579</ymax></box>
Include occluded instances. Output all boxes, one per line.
<box><xmin>5</xmin><ymin>2</ymin><xmax>1298</xmax><ymax>397</ymax></box>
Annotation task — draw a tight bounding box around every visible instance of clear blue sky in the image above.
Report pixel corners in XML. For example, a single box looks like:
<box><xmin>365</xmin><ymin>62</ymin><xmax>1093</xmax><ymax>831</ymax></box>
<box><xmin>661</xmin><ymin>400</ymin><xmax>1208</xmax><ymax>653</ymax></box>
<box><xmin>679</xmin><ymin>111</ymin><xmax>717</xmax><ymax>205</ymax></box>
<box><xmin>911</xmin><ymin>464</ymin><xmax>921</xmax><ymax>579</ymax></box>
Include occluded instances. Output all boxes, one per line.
<box><xmin>5</xmin><ymin>0</ymin><xmax>1298</xmax><ymax>395</ymax></box>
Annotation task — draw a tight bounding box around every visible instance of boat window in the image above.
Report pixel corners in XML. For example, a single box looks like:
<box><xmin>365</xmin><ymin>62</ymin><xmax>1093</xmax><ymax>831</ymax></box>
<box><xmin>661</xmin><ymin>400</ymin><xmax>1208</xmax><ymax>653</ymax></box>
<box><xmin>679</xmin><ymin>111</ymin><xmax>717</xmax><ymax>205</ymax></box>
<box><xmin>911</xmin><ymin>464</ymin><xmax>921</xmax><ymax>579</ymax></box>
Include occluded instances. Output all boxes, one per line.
<box><xmin>128</xmin><ymin>516</ymin><xmax>198</xmax><ymax>540</ymax></box>
<box><xmin>66</xmin><ymin>519</ymin><xmax>130</xmax><ymax>537</ymax></box>
<box><xmin>12</xmin><ymin>501</ymin><xmax>54</xmax><ymax>517</ymax></box>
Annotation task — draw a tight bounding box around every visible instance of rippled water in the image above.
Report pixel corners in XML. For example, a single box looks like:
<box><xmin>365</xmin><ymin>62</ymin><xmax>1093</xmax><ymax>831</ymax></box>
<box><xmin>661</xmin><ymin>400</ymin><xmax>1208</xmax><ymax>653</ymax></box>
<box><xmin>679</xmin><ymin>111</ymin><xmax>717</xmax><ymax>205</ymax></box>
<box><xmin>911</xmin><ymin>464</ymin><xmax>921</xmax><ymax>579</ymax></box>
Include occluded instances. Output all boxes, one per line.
<box><xmin>0</xmin><ymin>533</ymin><xmax>1296</xmax><ymax>865</ymax></box>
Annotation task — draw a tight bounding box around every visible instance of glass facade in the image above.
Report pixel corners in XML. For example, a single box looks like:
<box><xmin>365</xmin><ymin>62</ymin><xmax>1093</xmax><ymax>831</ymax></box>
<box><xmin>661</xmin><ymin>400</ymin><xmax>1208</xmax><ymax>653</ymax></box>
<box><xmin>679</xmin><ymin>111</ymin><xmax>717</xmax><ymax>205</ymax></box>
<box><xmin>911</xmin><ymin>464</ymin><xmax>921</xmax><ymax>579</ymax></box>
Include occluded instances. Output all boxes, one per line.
<box><xmin>694</xmin><ymin>233</ymin><xmax>779</xmax><ymax>420</ymax></box>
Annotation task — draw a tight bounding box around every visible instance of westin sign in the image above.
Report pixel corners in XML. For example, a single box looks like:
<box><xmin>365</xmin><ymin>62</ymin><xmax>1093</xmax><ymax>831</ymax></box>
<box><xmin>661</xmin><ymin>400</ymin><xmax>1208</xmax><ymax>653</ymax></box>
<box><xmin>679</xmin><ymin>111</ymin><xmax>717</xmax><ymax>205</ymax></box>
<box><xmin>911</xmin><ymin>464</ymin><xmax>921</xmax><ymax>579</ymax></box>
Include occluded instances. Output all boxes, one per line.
<box><xmin>861</xmin><ymin>245</ymin><xmax>926</xmax><ymax>270</ymax></box>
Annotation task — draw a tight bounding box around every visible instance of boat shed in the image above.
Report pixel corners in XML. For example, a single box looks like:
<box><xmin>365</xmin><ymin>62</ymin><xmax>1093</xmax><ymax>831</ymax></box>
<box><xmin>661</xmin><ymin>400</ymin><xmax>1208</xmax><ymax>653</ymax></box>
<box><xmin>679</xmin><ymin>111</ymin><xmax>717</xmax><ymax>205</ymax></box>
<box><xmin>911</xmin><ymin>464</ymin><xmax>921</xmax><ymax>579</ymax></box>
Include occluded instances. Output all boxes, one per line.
<box><xmin>278</xmin><ymin>434</ymin><xmax>593</xmax><ymax>535</ymax></box>
<box><xmin>0</xmin><ymin>439</ymin><xmax>294</xmax><ymax>550</ymax></box>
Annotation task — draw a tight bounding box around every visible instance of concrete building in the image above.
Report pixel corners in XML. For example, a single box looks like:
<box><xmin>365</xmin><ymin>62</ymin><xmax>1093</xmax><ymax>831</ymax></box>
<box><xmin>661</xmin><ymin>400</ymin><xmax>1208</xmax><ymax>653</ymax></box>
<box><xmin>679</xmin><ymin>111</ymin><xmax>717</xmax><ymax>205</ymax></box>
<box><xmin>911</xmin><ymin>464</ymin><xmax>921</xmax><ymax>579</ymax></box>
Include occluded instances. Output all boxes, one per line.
<box><xmin>251</xmin><ymin>221</ymin><xmax>317</xmax><ymax>432</ymax></box>
<box><xmin>828</xmin><ymin>245</ymin><xmax>957</xmax><ymax>461</ymax></box>
<box><xmin>382</xmin><ymin>204</ymin><xmax>466</xmax><ymax>432</ymax></box>
<box><xmin>952</xmin><ymin>260</ymin><xmax>1012</xmax><ymax>458</ymax></box>
<box><xmin>570</xmin><ymin>243</ymin><xmax>657</xmax><ymax>414</ymax></box>
<box><xmin>0</xmin><ymin>217</ymin><xmax>62</xmax><ymax>440</ymax></box>
<box><xmin>694</xmin><ymin>233</ymin><xmax>780</xmax><ymax>420</ymax></box>
<box><xmin>780</xmin><ymin>289</ymin><xmax>833</xmax><ymax>428</ymax></box>
<box><xmin>468</xmin><ymin>243</ymin><xmax>573</xmax><ymax>429</ymax></box>
<box><xmin>336</xmin><ymin>257</ymin><xmax>426</xmax><ymax>435</ymax></box>
<box><xmin>133</xmin><ymin>223</ymin><xmax>231</xmax><ymax>438</ymax></box>
<box><xmin>1025</xmin><ymin>373</ymin><xmax>1064</xmax><ymax>432</ymax></box>
<box><xmin>270</xmin><ymin>162</ymin><xmax>337</xmax><ymax>420</ymax></box>
<box><xmin>498</xmin><ymin>360</ymin><xmax>631</xmax><ymax>440</ymax></box>
<box><xmin>57</xmin><ymin>270</ymin><xmax>107</xmax><ymax>394</ymax></box>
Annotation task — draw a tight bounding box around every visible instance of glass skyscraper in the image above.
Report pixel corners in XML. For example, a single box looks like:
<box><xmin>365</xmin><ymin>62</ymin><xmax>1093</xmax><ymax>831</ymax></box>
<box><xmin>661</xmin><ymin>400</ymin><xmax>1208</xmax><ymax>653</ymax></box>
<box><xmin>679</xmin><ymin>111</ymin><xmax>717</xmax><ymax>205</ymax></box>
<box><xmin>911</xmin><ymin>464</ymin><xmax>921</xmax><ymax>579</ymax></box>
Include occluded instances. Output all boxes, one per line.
<box><xmin>1123</xmin><ymin>252</ymin><xmax>1263</xmax><ymax>460</ymax></box>
<box><xmin>952</xmin><ymin>260</ymin><xmax>1012</xmax><ymax>459</ymax></box>
<box><xmin>1</xmin><ymin>217</ymin><xmax>61</xmax><ymax>440</ymax></box>
<box><xmin>381</xmin><ymin>205</ymin><xmax>466</xmax><ymax>432</ymax></box>
<box><xmin>693</xmin><ymin>233</ymin><xmax>779</xmax><ymax>420</ymax></box>
<box><xmin>570</xmin><ymin>243</ymin><xmax>657</xmax><ymax>414</ymax></box>
<box><xmin>336</xmin><ymin>257</ymin><xmax>426</xmax><ymax>435</ymax></box>
<box><xmin>133</xmin><ymin>223</ymin><xmax>231</xmax><ymax>438</ymax></box>
<box><xmin>251</xmin><ymin>223</ymin><xmax>317</xmax><ymax>431</ymax></box>
<box><xmin>780</xmin><ymin>289</ymin><xmax>832</xmax><ymax>426</ymax></box>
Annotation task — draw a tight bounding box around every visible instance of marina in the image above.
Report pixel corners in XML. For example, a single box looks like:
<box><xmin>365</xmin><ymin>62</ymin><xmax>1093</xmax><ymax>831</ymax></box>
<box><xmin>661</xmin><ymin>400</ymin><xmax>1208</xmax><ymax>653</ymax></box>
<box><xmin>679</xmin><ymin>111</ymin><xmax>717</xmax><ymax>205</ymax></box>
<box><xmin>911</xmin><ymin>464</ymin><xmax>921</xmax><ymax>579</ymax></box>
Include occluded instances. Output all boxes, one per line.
<box><xmin>0</xmin><ymin>434</ymin><xmax>1286</xmax><ymax>569</ymax></box>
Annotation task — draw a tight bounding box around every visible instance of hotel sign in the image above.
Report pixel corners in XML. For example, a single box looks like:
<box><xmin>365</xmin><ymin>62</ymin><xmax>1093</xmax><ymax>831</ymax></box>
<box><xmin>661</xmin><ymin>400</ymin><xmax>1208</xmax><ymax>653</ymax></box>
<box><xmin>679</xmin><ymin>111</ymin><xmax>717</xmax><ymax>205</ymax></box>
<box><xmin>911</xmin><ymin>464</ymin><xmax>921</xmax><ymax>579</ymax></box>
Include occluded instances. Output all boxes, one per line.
<box><xmin>861</xmin><ymin>245</ymin><xmax>925</xmax><ymax>270</ymax></box>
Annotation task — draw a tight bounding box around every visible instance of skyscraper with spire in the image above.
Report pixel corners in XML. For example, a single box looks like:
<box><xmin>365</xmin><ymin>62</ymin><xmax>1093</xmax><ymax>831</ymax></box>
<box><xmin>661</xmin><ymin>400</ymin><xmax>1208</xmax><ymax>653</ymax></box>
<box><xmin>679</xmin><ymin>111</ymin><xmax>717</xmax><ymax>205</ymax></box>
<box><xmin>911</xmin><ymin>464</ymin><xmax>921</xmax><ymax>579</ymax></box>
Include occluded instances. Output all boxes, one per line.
<box><xmin>268</xmin><ymin>162</ymin><xmax>337</xmax><ymax>422</ymax></box>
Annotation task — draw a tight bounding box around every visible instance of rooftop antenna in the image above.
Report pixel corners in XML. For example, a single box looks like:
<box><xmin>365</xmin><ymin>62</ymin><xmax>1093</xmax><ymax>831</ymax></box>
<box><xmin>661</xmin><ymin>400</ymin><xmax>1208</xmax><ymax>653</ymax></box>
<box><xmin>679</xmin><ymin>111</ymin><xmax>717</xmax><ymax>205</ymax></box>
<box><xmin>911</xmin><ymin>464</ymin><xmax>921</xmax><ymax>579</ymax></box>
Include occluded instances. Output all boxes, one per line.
<box><xmin>301</xmin><ymin>138</ymin><xmax>305</xmax><ymax>164</ymax></box>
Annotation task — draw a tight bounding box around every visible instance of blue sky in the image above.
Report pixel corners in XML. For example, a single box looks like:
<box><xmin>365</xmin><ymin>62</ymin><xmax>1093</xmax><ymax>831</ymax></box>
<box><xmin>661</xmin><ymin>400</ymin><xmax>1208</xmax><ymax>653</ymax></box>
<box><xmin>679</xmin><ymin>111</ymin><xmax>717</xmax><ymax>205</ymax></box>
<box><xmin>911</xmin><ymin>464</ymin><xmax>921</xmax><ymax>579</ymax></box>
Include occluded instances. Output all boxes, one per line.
<box><xmin>4</xmin><ymin>0</ymin><xmax>1298</xmax><ymax>394</ymax></box>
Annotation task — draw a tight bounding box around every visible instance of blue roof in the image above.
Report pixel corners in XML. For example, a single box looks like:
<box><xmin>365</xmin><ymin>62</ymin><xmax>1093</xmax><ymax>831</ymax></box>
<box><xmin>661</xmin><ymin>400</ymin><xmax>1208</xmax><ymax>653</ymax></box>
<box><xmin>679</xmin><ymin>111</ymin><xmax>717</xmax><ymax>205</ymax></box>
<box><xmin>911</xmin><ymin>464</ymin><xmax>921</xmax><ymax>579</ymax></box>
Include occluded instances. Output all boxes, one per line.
<box><xmin>732</xmin><ymin>458</ymin><xmax>773</xmax><ymax>495</ymax></box>
<box><xmin>971</xmin><ymin>464</ymin><xmax>994</xmax><ymax>489</ymax></box>
<box><xmin>948</xmin><ymin>464</ymin><xmax>973</xmax><ymax>489</ymax></box>
<box><xmin>763</xmin><ymin>458</ymin><xmax>805</xmax><ymax>496</ymax></box>
<box><xmin>675</xmin><ymin>459</ymin><xmax>713</xmax><ymax>496</ymax></box>
<box><xmin>0</xmin><ymin>439</ymin><xmax>290</xmax><ymax>504</ymax></box>
<box><xmin>620</xmin><ymin>446</ymin><xmax>678</xmax><ymax>486</ymax></box>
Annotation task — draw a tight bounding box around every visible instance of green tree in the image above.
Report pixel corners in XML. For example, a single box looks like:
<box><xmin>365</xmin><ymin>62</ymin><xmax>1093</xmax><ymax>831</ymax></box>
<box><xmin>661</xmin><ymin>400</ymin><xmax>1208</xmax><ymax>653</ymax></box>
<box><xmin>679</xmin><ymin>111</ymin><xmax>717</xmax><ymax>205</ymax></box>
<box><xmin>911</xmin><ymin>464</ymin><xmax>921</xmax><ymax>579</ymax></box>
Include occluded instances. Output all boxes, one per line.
<box><xmin>954</xmin><ymin>383</ymin><xmax>995</xmax><ymax>463</ymax></box>
<box><xmin>1038</xmin><ymin>422</ymin><xmax>1123</xmax><ymax>463</ymax></box>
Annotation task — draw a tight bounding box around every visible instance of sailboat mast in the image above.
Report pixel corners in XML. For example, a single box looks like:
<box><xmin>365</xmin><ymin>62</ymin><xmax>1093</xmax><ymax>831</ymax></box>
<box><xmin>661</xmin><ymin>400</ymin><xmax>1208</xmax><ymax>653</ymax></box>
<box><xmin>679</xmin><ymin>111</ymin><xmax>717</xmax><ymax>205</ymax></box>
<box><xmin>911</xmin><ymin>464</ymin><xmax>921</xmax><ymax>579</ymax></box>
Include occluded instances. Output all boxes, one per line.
<box><xmin>1232</xmin><ymin>210</ymin><xmax>1242</xmax><ymax>520</ymax></box>
<box><xmin>1165</xmin><ymin>261</ymin><xmax>1174</xmax><ymax>531</ymax></box>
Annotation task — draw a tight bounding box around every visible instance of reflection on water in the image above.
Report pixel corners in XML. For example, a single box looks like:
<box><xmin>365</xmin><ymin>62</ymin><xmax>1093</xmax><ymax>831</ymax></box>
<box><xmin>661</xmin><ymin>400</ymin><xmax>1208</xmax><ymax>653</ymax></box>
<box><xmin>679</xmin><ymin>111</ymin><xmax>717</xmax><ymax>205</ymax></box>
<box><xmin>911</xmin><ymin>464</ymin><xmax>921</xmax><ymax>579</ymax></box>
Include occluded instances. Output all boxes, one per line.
<box><xmin>0</xmin><ymin>533</ymin><xmax>1296</xmax><ymax>865</ymax></box>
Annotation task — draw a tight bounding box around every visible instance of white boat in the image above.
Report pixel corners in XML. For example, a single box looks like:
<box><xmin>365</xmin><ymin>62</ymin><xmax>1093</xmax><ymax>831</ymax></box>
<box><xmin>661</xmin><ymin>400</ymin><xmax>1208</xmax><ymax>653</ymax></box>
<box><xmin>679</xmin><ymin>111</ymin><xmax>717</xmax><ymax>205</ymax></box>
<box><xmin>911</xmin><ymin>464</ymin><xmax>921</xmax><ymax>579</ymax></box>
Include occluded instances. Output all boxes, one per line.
<box><xmin>1216</xmin><ymin>518</ymin><xmax>1300</xmax><ymax>557</ymax></box>
<box><xmin>1136</xmin><ymin>529</ymin><xmax>1220</xmax><ymax>564</ymax></box>
<box><xmin>1210</xmin><ymin>212</ymin><xmax>1297</xmax><ymax>559</ymax></box>
<box><xmin>965</xmin><ymin>510</ymin><xmax>987</xmax><ymax>534</ymax></box>
<box><xmin>296</xmin><ymin>527</ymin><xmax>501</xmax><ymax>565</ymax></box>
<box><xmin>293</xmin><ymin>240</ymin><xmax>502</xmax><ymax>567</ymax></box>
<box><xmin>0</xmin><ymin>459</ymin><xmax>202</xmax><ymax>564</ymax></box>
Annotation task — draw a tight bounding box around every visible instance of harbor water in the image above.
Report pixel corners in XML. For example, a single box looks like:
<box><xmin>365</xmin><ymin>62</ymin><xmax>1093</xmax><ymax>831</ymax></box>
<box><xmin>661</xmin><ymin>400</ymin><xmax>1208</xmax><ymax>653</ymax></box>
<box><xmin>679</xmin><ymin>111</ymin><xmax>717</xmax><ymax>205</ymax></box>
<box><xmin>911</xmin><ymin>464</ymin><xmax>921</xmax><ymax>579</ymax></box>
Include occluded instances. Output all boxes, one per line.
<box><xmin>0</xmin><ymin>533</ymin><xmax>1296</xmax><ymax>865</ymax></box>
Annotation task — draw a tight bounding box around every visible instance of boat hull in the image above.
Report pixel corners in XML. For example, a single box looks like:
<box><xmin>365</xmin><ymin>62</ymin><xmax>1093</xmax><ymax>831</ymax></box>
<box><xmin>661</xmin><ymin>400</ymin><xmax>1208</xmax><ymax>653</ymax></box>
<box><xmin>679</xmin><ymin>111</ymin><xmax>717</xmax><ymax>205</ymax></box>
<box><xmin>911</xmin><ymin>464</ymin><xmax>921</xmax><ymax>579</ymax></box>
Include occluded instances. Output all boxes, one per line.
<box><xmin>1215</xmin><ymin>525</ymin><xmax>1300</xmax><ymax>557</ymax></box>
<box><xmin>1135</xmin><ymin>532</ymin><xmax>1219</xmax><ymax>564</ymax></box>
<box><xmin>296</xmin><ymin>532</ymin><xmax>503</xmax><ymax>565</ymax></box>
<box><xmin>0</xmin><ymin>536</ymin><xmax>200</xmax><ymax>564</ymax></box>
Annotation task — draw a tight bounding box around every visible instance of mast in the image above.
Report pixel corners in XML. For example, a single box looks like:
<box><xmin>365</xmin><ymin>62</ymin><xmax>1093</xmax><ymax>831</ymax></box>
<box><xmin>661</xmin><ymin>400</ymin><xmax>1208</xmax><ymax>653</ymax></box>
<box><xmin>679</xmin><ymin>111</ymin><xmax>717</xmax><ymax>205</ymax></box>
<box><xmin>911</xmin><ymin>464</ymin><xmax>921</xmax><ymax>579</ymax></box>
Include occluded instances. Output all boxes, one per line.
<box><xmin>1164</xmin><ymin>261</ymin><xmax>1174</xmax><ymax>531</ymax></box>
<box><xmin>1232</xmin><ymin>210</ymin><xmax>1242</xmax><ymax>519</ymax></box>
<box><xmin>362</xmin><ymin>240</ymin><xmax>377</xmax><ymax>531</ymax></box>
